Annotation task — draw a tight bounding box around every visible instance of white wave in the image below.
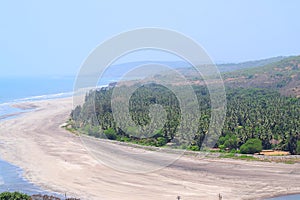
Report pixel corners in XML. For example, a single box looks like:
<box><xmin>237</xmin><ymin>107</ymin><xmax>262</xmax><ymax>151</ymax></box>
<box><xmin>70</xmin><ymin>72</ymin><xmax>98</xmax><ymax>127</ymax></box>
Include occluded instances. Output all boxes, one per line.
<box><xmin>0</xmin><ymin>82</ymin><xmax>113</xmax><ymax>111</ymax></box>
<box><xmin>0</xmin><ymin>103</ymin><xmax>21</xmax><ymax>116</ymax></box>
<box><xmin>12</xmin><ymin>91</ymin><xmax>74</xmax><ymax>103</ymax></box>
<box><xmin>0</xmin><ymin>91</ymin><xmax>74</xmax><ymax>120</ymax></box>
<box><xmin>0</xmin><ymin>102</ymin><xmax>12</xmax><ymax>107</ymax></box>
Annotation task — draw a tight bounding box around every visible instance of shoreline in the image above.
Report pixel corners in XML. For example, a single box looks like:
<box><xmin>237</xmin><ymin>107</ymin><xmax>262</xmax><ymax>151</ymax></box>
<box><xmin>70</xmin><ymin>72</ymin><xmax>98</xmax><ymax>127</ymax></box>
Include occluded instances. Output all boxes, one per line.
<box><xmin>0</xmin><ymin>158</ymin><xmax>63</xmax><ymax>198</ymax></box>
<box><xmin>262</xmin><ymin>193</ymin><xmax>300</xmax><ymax>200</ymax></box>
<box><xmin>0</xmin><ymin>97</ymin><xmax>300</xmax><ymax>199</ymax></box>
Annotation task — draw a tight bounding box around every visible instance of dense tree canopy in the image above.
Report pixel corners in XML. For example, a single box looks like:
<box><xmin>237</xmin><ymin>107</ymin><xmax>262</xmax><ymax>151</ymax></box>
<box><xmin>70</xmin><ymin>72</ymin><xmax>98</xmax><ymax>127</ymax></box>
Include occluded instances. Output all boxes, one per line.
<box><xmin>70</xmin><ymin>84</ymin><xmax>300</xmax><ymax>154</ymax></box>
<box><xmin>0</xmin><ymin>192</ymin><xmax>30</xmax><ymax>200</ymax></box>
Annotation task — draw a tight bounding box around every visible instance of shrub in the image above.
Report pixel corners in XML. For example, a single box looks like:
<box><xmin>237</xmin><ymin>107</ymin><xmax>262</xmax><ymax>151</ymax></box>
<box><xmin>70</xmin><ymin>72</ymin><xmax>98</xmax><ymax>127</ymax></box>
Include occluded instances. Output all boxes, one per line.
<box><xmin>240</xmin><ymin>138</ymin><xmax>263</xmax><ymax>154</ymax></box>
<box><xmin>218</xmin><ymin>134</ymin><xmax>238</xmax><ymax>150</ymax></box>
<box><xmin>104</xmin><ymin>128</ymin><xmax>117</xmax><ymax>140</ymax></box>
<box><xmin>296</xmin><ymin>141</ymin><xmax>300</xmax><ymax>155</ymax></box>
<box><xmin>223</xmin><ymin>135</ymin><xmax>238</xmax><ymax>150</ymax></box>
<box><xmin>0</xmin><ymin>191</ymin><xmax>30</xmax><ymax>200</ymax></box>
<box><xmin>188</xmin><ymin>145</ymin><xmax>200</xmax><ymax>151</ymax></box>
<box><xmin>156</xmin><ymin>137</ymin><xmax>167</xmax><ymax>146</ymax></box>
<box><xmin>218</xmin><ymin>144</ymin><xmax>225</xmax><ymax>150</ymax></box>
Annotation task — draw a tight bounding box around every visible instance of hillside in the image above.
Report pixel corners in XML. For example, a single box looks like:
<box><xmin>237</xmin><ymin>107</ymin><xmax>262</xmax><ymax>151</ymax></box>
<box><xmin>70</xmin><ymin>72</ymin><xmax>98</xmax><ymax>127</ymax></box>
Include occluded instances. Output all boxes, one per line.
<box><xmin>94</xmin><ymin>56</ymin><xmax>285</xmax><ymax>83</ymax></box>
<box><xmin>224</xmin><ymin>55</ymin><xmax>300</xmax><ymax>97</ymax></box>
<box><xmin>217</xmin><ymin>56</ymin><xmax>285</xmax><ymax>72</ymax></box>
<box><xmin>70</xmin><ymin>55</ymin><xmax>300</xmax><ymax>155</ymax></box>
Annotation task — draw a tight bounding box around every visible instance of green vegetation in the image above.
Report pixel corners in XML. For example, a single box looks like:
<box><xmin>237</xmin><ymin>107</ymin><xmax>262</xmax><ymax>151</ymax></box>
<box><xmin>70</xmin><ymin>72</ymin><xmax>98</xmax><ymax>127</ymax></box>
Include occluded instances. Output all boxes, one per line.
<box><xmin>219</xmin><ymin>153</ymin><xmax>260</xmax><ymax>161</ymax></box>
<box><xmin>69</xmin><ymin>56</ymin><xmax>300</xmax><ymax>155</ymax></box>
<box><xmin>237</xmin><ymin>155</ymin><xmax>260</xmax><ymax>161</ymax></box>
<box><xmin>0</xmin><ymin>192</ymin><xmax>80</xmax><ymax>200</ymax></box>
<box><xmin>0</xmin><ymin>192</ymin><xmax>30</xmax><ymax>200</ymax></box>
<box><xmin>224</xmin><ymin>55</ymin><xmax>300</xmax><ymax>96</ymax></box>
<box><xmin>104</xmin><ymin>128</ymin><xmax>117</xmax><ymax>140</ymax></box>
<box><xmin>70</xmin><ymin>83</ymin><xmax>300</xmax><ymax>154</ymax></box>
<box><xmin>219</xmin><ymin>152</ymin><xmax>236</xmax><ymax>158</ymax></box>
<box><xmin>240</xmin><ymin>138</ymin><xmax>263</xmax><ymax>154</ymax></box>
<box><xmin>296</xmin><ymin>141</ymin><xmax>300</xmax><ymax>154</ymax></box>
<box><xmin>217</xmin><ymin>134</ymin><xmax>238</xmax><ymax>150</ymax></box>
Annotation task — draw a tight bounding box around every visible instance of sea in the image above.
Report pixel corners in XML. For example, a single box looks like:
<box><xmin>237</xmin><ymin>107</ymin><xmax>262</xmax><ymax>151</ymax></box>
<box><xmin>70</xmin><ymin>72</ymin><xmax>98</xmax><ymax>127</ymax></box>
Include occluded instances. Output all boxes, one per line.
<box><xmin>0</xmin><ymin>76</ymin><xmax>76</xmax><ymax>196</ymax></box>
<box><xmin>267</xmin><ymin>194</ymin><xmax>300</xmax><ymax>200</ymax></box>
<box><xmin>0</xmin><ymin>76</ymin><xmax>115</xmax><ymax>196</ymax></box>
<box><xmin>0</xmin><ymin>75</ymin><xmax>299</xmax><ymax>199</ymax></box>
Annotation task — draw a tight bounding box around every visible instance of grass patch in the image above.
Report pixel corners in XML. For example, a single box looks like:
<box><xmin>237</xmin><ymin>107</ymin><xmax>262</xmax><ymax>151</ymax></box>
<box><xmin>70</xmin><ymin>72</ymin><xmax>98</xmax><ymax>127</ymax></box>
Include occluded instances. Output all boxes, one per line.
<box><xmin>220</xmin><ymin>153</ymin><xmax>236</xmax><ymax>158</ymax></box>
<box><xmin>219</xmin><ymin>153</ymin><xmax>299</xmax><ymax>164</ymax></box>
<box><xmin>220</xmin><ymin>153</ymin><xmax>260</xmax><ymax>161</ymax></box>
<box><xmin>237</xmin><ymin>155</ymin><xmax>260</xmax><ymax>161</ymax></box>
<box><xmin>283</xmin><ymin>160</ymin><xmax>296</xmax><ymax>164</ymax></box>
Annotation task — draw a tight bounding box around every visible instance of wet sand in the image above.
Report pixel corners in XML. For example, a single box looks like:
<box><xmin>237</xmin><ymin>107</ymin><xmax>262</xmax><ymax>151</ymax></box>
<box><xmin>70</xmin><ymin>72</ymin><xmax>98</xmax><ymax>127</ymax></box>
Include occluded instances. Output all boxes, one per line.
<box><xmin>0</xmin><ymin>98</ymin><xmax>299</xmax><ymax>200</ymax></box>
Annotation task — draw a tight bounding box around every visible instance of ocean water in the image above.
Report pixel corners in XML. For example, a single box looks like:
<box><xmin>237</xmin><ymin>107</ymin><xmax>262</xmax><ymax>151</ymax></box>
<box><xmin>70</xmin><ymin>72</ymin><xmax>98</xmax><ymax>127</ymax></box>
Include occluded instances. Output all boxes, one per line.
<box><xmin>0</xmin><ymin>159</ymin><xmax>61</xmax><ymax>196</ymax></box>
<box><xmin>0</xmin><ymin>75</ymin><xmax>118</xmax><ymax>196</ymax></box>
<box><xmin>267</xmin><ymin>194</ymin><xmax>300</xmax><ymax>200</ymax></box>
<box><xmin>0</xmin><ymin>76</ymin><xmax>115</xmax><ymax>119</ymax></box>
<box><xmin>0</xmin><ymin>76</ymin><xmax>75</xmax><ymax>121</ymax></box>
<box><xmin>0</xmin><ymin>76</ymin><xmax>77</xmax><ymax>195</ymax></box>
<box><xmin>0</xmin><ymin>76</ymin><xmax>75</xmax><ymax>103</ymax></box>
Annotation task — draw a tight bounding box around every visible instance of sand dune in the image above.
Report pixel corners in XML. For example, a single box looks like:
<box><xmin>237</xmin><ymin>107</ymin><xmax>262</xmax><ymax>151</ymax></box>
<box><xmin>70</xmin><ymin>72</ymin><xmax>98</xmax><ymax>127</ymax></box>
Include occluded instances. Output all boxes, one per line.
<box><xmin>0</xmin><ymin>98</ymin><xmax>299</xmax><ymax>199</ymax></box>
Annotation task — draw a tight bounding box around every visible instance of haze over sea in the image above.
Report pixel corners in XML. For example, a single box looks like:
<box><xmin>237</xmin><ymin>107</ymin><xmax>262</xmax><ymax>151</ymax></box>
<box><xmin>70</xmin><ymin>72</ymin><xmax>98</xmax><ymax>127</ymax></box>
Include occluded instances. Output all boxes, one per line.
<box><xmin>0</xmin><ymin>76</ymin><xmax>74</xmax><ymax>104</ymax></box>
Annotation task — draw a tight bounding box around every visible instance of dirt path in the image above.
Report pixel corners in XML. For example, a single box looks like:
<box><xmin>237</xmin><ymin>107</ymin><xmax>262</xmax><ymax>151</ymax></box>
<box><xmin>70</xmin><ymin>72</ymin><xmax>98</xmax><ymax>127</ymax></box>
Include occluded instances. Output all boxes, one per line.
<box><xmin>0</xmin><ymin>98</ymin><xmax>299</xmax><ymax>200</ymax></box>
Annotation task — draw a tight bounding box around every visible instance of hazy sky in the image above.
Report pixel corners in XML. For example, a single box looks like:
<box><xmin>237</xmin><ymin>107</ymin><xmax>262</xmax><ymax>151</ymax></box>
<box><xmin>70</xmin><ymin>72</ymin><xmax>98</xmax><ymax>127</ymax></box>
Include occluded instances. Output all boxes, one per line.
<box><xmin>1</xmin><ymin>0</ymin><xmax>300</xmax><ymax>76</ymax></box>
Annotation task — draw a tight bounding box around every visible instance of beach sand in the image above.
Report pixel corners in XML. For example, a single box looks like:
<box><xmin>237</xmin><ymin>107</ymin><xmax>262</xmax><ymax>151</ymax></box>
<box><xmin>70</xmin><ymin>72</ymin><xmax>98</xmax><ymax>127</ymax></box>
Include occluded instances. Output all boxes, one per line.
<box><xmin>0</xmin><ymin>98</ymin><xmax>300</xmax><ymax>200</ymax></box>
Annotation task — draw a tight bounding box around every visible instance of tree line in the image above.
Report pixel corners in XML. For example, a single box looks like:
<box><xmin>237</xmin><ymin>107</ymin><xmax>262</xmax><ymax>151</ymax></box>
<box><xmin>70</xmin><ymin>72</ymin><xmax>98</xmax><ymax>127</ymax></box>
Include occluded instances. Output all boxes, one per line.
<box><xmin>70</xmin><ymin>83</ymin><xmax>300</xmax><ymax>154</ymax></box>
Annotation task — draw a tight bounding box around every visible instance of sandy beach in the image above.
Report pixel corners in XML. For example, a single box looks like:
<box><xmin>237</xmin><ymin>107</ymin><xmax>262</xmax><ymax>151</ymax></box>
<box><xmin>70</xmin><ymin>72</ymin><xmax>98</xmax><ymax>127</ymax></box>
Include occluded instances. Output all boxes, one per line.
<box><xmin>0</xmin><ymin>98</ymin><xmax>300</xmax><ymax>200</ymax></box>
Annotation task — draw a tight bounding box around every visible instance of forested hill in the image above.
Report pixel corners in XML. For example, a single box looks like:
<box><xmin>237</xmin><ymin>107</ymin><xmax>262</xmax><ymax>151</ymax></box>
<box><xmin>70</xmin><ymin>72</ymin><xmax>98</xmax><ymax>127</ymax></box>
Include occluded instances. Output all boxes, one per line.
<box><xmin>69</xmin><ymin>55</ymin><xmax>300</xmax><ymax>155</ymax></box>
<box><xmin>224</xmin><ymin>55</ymin><xmax>300</xmax><ymax>97</ymax></box>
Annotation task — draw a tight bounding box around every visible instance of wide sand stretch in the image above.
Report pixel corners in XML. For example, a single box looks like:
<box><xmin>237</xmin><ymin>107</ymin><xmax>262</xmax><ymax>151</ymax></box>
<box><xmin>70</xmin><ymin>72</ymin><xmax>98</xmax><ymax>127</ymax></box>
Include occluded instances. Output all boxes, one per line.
<box><xmin>0</xmin><ymin>98</ymin><xmax>300</xmax><ymax>200</ymax></box>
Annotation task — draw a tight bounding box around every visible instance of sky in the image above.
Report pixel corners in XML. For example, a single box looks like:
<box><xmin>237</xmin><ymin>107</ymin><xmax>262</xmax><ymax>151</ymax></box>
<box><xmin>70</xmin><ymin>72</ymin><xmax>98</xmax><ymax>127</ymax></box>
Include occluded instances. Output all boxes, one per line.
<box><xmin>0</xmin><ymin>0</ymin><xmax>300</xmax><ymax>77</ymax></box>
